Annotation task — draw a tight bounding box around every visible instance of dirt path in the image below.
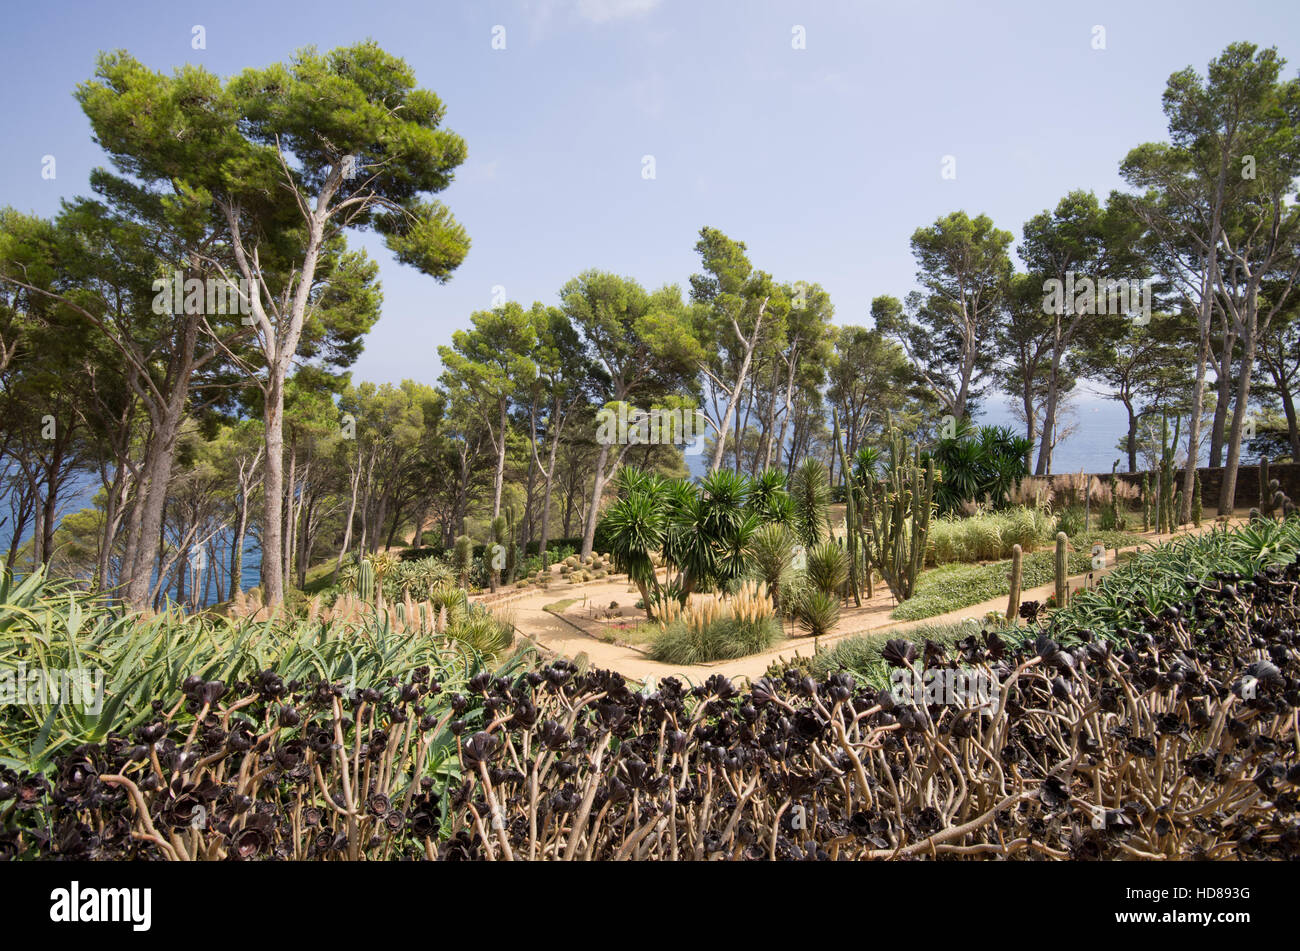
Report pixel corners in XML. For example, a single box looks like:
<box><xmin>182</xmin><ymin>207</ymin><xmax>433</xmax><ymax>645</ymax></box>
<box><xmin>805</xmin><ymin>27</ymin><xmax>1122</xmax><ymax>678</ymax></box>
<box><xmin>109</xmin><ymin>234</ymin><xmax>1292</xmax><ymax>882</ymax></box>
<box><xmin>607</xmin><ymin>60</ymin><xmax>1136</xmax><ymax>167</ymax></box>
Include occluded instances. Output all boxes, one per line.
<box><xmin>479</xmin><ymin>518</ymin><xmax>1243</xmax><ymax>687</ymax></box>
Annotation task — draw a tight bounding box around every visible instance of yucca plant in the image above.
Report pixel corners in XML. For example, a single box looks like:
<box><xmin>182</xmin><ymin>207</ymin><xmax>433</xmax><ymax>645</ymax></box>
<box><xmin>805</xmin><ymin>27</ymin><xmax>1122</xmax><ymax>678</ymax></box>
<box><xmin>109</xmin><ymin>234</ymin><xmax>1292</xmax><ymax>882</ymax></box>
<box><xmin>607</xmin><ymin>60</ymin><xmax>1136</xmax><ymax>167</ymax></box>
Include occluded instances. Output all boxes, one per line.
<box><xmin>791</xmin><ymin>458</ymin><xmax>830</xmax><ymax>548</ymax></box>
<box><xmin>746</xmin><ymin>522</ymin><xmax>795</xmax><ymax>612</ymax></box>
<box><xmin>796</xmin><ymin>588</ymin><xmax>840</xmax><ymax>637</ymax></box>
<box><xmin>806</xmin><ymin>541</ymin><xmax>849</xmax><ymax>597</ymax></box>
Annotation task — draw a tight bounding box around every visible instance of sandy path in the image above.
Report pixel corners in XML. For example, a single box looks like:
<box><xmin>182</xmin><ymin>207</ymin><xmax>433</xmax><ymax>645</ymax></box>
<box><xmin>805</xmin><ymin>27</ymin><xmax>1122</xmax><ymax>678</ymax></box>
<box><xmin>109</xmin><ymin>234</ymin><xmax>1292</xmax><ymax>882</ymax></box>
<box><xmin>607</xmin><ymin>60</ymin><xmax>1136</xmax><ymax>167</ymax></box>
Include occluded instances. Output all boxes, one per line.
<box><xmin>477</xmin><ymin>518</ymin><xmax>1243</xmax><ymax>686</ymax></box>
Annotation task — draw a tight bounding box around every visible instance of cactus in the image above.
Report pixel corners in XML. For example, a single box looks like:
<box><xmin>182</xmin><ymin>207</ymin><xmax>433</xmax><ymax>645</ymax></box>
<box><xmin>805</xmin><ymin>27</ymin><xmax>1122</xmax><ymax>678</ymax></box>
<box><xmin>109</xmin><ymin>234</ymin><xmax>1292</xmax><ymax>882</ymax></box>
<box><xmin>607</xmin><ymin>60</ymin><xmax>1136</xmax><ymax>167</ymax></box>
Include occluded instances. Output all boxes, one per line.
<box><xmin>1006</xmin><ymin>543</ymin><xmax>1023</xmax><ymax>623</ymax></box>
<box><xmin>1156</xmin><ymin>414</ymin><xmax>1181</xmax><ymax>533</ymax></box>
<box><xmin>452</xmin><ymin>535</ymin><xmax>473</xmax><ymax>589</ymax></box>
<box><xmin>488</xmin><ymin>515</ymin><xmax>507</xmax><ymax>591</ymax></box>
<box><xmin>832</xmin><ymin>409</ymin><xmax>861</xmax><ymax>607</ymax></box>
<box><xmin>861</xmin><ymin>415</ymin><xmax>934</xmax><ymax>602</ymax></box>
<box><xmin>357</xmin><ymin>558</ymin><xmax>375</xmax><ymax>604</ymax></box>
<box><xmin>1192</xmin><ymin>470</ymin><xmax>1203</xmax><ymax>527</ymax></box>
<box><xmin>1083</xmin><ymin>473</ymin><xmax>1092</xmax><ymax>533</ymax></box>
<box><xmin>1142</xmin><ymin>473</ymin><xmax>1151</xmax><ymax>532</ymax></box>
<box><xmin>1054</xmin><ymin>532</ymin><xmax>1068</xmax><ymax>609</ymax></box>
<box><xmin>1260</xmin><ymin>456</ymin><xmax>1271</xmax><ymax>513</ymax></box>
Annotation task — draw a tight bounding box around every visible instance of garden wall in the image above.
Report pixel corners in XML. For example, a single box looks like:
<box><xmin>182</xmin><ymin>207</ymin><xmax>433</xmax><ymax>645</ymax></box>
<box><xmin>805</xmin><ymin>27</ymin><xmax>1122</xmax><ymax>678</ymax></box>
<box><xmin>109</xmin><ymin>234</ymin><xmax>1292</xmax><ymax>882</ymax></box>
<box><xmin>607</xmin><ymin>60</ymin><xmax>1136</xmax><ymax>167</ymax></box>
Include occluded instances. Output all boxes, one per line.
<box><xmin>1084</xmin><ymin>463</ymin><xmax>1300</xmax><ymax>510</ymax></box>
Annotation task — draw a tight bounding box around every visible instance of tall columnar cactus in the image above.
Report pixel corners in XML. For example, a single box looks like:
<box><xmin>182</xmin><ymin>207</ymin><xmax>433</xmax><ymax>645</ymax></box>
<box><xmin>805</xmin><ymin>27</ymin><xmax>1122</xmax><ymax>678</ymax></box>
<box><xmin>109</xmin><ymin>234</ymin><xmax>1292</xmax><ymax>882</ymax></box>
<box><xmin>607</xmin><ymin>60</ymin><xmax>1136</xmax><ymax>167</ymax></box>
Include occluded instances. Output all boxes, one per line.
<box><xmin>1192</xmin><ymin>470</ymin><xmax>1203</xmax><ymax>527</ymax></box>
<box><xmin>453</xmin><ymin>535</ymin><xmax>473</xmax><ymax>589</ymax></box>
<box><xmin>1142</xmin><ymin>473</ymin><xmax>1152</xmax><ymax>532</ymax></box>
<box><xmin>1260</xmin><ymin>457</ymin><xmax>1272</xmax><ymax>515</ymax></box>
<box><xmin>832</xmin><ymin>409</ymin><xmax>861</xmax><ymax>607</ymax></box>
<box><xmin>1157</xmin><ymin>414</ymin><xmax>1181</xmax><ymax>533</ymax></box>
<box><xmin>357</xmin><ymin>558</ymin><xmax>375</xmax><ymax>604</ymax></box>
<box><xmin>1108</xmin><ymin>462</ymin><xmax>1121</xmax><ymax>529</ymax></box>
<box><xmin>489</xmin><ymin>515</ymin><xmax>507</xmax><ymax>592</ymax></box>
<box><xmin>1054</xmin><ymin>532</ymin><xmax>1067</xmax><ymax>608</ymax></box>
<box><xmin>861</xmin><ymin>416</ymin><xmax>934</xmax><ymax>602</ymax></box>
<box><xmin>1006</xmin><ymin>543</ymin><xmax>1023</xmax><ymax>623</ymax></box>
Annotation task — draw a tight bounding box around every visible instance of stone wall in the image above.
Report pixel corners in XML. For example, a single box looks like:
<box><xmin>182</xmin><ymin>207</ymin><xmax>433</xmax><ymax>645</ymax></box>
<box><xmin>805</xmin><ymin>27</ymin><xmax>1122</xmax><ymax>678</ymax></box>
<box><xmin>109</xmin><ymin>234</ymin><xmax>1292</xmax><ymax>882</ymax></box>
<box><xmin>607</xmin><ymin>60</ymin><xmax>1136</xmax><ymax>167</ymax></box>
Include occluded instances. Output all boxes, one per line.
<box><xmin>1065</xmin><ymin>463</ymin><xmax>1300</xmax><ymax>511</ymax></box>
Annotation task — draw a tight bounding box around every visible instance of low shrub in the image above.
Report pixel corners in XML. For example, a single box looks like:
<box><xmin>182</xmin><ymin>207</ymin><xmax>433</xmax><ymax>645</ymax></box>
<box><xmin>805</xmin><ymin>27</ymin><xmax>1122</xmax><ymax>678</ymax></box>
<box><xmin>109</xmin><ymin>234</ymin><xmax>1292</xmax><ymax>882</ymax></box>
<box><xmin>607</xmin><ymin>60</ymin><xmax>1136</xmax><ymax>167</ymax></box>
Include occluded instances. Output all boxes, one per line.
<box><xmin>1051</xmin><ymin>516</ymin><xmax>1300</xmax><ymax>642</ymax></box>
<box><xmin>926</xmin><ymin>507</ymin><xmax>1055</xmax><ymax>565</ymax></box>
<box><xmin>0</xmin><ymin>569</ymin><xmax>504</xmax><ymax>774</ymax></box>
<box><xmin>893</xmin><ymin>549</ymin><xmax>1092</xmax><ymax>621</ymax></box>
<box><xmin>648</xmin><ymin>613</ymin><xmax>782</xmax><ymax>664</ymax></box>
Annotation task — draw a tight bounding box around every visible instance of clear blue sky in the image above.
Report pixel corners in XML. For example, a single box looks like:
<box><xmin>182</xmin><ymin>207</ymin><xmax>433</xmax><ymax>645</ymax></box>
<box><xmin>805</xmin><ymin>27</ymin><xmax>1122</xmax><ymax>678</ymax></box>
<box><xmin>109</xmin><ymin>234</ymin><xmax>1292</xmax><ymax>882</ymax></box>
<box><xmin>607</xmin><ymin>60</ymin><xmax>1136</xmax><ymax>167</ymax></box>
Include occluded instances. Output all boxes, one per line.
<box><xmin>4</xmin><ymin>0</ymin><xmax>1300</xmax><ymax>469</ymax></box>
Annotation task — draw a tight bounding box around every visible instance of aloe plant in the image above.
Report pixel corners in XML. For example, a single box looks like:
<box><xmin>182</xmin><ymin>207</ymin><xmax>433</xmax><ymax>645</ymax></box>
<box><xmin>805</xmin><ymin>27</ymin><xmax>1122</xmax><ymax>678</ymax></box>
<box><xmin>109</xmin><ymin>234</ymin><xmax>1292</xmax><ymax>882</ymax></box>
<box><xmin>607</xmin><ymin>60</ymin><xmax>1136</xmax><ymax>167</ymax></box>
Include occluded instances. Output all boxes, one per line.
<box><xmin>0</xmin><ymin>568</ymin><xmax>506</xmax><ymax>773</ymax></box>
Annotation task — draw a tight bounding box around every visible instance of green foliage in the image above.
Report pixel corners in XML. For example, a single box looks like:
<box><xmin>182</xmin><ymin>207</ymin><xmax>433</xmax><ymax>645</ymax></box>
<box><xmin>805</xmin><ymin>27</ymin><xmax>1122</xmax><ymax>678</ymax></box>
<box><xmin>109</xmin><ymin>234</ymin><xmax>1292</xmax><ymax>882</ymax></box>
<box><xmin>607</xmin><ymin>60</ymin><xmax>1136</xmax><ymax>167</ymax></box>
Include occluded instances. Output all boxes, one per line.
<box><xmin>795</xmin><ymin>588</ymin><xmax>841</xmax><ymax>638</ymax></box>
<box><xmin>1051</xmin><ymin>517</ymin><xmax>1300</xmax><ymax>642</ymax></box>
<box><xmin>890</xmin><ymin>549</ymin><xmax>1092</xmax><ymax>622</ymax></box>
<box><xmin>452</xmin><ymin>535</ymin><xmax>474</xmax><ymax>588</ymax></box>
<box><xmin>0</xmin><ymin>569</ymin><xmax>498</xmax><ymax>773</ymax></box>
<box><xmin>648</xmin><ymin>614</ymin><xmax>781</xmax><ymax>665</ymax></box>
<box><xmin>926</xmin><ymin>507</ymin><xmax>1053</xmax><ymax>565</ymax></box>
<box><xmin>1056</xmin><ymin>505</ymin><xmax>1085</xmax><ymax>538</ymax></box>
<box><xmin>809</xmin><ymin>621</ymin><xmax>984</xmax><ymax>684</ymax></box>
<box><xmin>861</xmin><ymin>416</ymin><xmax>935</xmax><ymax>601</ymax></box>
<box><xmin>806</xmin><ymin>541</ymin><xmax>849</xmax><ymax>596</ymax></box>
<box><xmin>930</xmin><ymin>422</ymin><xmax>1033</xmax><ymax>514</ymax></box>
<box><xmin>746</xmin><ymin>522</ymin><xmax>795</xmax><ymax>610</ymax></box>
<box><xmin>790</xmin><ymin>458</ymin><xmax>830</xmax><ymax>547</ymax></box>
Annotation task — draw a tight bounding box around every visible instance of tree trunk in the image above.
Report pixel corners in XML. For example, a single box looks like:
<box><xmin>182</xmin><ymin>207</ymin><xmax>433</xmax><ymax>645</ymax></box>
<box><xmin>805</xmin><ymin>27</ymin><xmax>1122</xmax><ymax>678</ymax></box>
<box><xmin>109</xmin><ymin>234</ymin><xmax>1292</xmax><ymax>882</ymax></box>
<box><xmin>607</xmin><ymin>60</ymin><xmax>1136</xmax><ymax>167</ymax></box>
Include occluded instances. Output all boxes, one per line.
<box><xmin>1218</xmin><ymin>321</ymin><xmax>1257</xmax><ymax>515</ymax></box>
<box><xmin>491</xmin><ymin>400</ymin><xmax>507</xmax><ymax>519</ymax></box>
<box><xmin>580</xmin><ymin>442</ymin><xmax>612</xmax><ymax>558</ymax></box>
<box><xmin>335</xmin><ymin>459</ymin><xmax>362</xmax><ymax>573</ymax></box>
<box><xmin>123</xmin><ymin>404</ymin><xmax>185</xmax><ymax>608</ymax></box>
<box><xmin>1208</xmin><ymin>331</ymin><xmax>1236</xmax><ymax>467</ymax></box>
<box><xmin>261</xmin><ymin>372</ymin><xmax>286</xmax><ymax>606</ymax></box>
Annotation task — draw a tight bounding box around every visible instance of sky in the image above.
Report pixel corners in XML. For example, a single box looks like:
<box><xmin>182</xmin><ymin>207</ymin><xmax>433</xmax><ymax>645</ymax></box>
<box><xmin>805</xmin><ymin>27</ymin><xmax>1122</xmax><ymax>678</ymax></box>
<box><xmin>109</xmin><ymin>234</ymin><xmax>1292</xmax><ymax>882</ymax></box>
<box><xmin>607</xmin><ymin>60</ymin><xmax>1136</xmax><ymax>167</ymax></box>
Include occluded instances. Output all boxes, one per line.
<box><xmin>3</xmin><ymin>0</ymin><xmax>1300</xmax><ymax>471</ymax></box>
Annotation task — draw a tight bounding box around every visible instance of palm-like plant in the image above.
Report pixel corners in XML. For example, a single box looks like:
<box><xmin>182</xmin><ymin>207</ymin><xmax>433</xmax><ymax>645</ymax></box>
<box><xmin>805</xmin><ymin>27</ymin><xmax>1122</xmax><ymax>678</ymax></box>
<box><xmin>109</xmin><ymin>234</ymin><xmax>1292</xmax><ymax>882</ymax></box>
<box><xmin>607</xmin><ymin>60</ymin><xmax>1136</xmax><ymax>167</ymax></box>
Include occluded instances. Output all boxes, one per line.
<box><xmin>931</xmin><ymin>423</ymin><xmax>1031</xmax><ymax>513</ymax></box>
<box><xmin>661</xmin><ymin>479</ymin><xmax>711</xmax><ymax>594</ymax></box>
<box><xmin>698</xmin><ymin>469</ymin><xmax>755</xmax><ymax>591</ymax></box>
<box><xmin>748</xmin><ymin>467</ymin><xmax>793</xmax><ymax>524</ymax></box>
<box><xmin>791</xmin><ymin>457</ymin><xmax>830</xmax><ymax>547</ymax></box>
<box><xmin>604</xmin><ymin>493</ymin><xmax>666</xmax><ymax>609</ymax></box>
<box><xmin>806</xmin><ymin>540</ymin><xmax>849</xmax><ymax>595</ymax></box>
<box><xmin>853</xmin><ymin>446</ymin><xmax>882</xmax><ymax>486</ymax></box>
<box><xmin>980</xmin><ymin>426</ymin><xmax>1033</xmax><ymax>507</ymax></box>
<box><xmin>747</xmin><ymin>522</ymin><xmax>795</xmax><ymax>609</ymax></box>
